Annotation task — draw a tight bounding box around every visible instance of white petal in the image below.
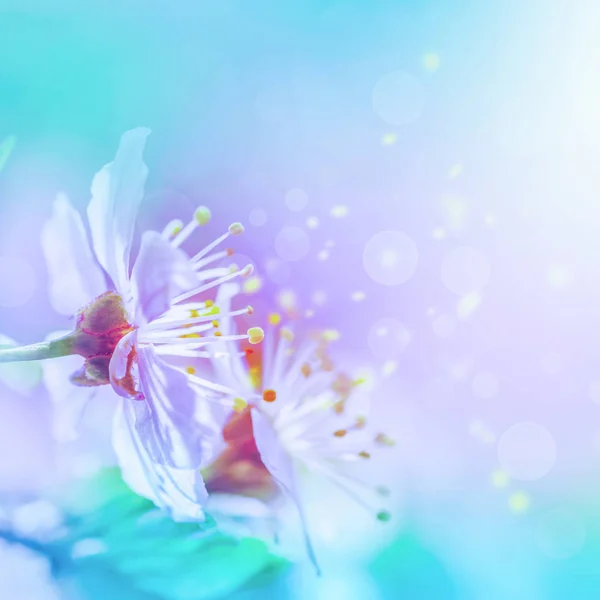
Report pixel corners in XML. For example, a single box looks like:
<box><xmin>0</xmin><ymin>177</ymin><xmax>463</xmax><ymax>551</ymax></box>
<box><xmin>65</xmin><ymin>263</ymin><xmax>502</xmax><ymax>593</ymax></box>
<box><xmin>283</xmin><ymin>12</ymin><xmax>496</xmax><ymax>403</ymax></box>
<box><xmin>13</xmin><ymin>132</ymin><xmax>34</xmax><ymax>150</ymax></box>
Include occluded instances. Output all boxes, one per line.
<box><xmin>41</xmin><ymin>194</ymin><xmax>106</xmax><ymax>316</ymax></box>
<box><xmin>113</xmin><ymin>401</ymin><xmax>208</xmax><ymax>522</ymax></box>
<box><xmin>250</xmin><ymin>408</ymin><xmax>320</xmax><ymax>573</ymax></box>
<box><xmin>210</xmin><ymin>282</ymin><xmax>253</xmax><ymax>395</ymax></box>
<box><xmin>134</xmin><ymin>344</ymin><xmax>218</xmax><ymax>468</ymax></box>
<box><xmin>131</xmin><ymin>231</ymin><xmax>197</xmax><ymax>325</ymax></box>
<box><xmin>87</xmin><ymin>127</ymin><xmax>150</xmax><ymax>297</ymax></box>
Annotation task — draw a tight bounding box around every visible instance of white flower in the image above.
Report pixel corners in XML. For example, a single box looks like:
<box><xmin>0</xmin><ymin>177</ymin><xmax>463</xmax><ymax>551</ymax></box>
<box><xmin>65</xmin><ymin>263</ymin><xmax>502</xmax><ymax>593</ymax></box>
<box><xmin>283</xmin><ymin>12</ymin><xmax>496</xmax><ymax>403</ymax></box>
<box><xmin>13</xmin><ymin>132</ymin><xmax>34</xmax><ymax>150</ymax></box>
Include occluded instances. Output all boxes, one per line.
<box><xmin>207</xmin><ymin>289</ymin><xmax>392</xmax><ymax>568</ymax></box>
<box><xmin>40</xmin><ymin>128</ymin><xmax>263</xmax><ymax>521</ymax></box>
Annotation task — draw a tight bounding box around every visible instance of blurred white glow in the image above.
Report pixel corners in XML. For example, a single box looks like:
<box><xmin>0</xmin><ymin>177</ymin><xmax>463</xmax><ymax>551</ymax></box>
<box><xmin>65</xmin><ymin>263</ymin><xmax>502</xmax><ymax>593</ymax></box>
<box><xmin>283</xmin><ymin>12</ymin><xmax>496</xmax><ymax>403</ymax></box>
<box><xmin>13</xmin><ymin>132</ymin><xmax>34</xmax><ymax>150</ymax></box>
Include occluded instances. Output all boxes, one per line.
<box><xmin>285</xmin><ymin>188</ymin><xmax>309</xmax><ymax>211</ymax></box>
<box><xmin>265</xmin><ymin>257</ymin><xmax>291</xmax><ymax>284</ymax></box>
<box><xmin>0</xmin><ymin>255</ymin><xmax>36</xmax><ymax>308</ymax></box>
<box><xmin>471</xmin><ymin>372</ymin><xmax>500</xmax><ymax>400</ymax></box>
<box><xmin>498</xmin><ymin>422</ymin><xmax>557</xmax><ymax>481</ymax></box>
<box><xmin>457</xmin><ymin>291</ymin><xmax>482</xmax><ymax>320</ymax></box>
<box><xmin>248</xmin><ymin>207</ymin><xmax>268</xmax><ymax>226</ymax></box>
<box><xmin>372</xmin><ymin>70</ymin><xmax>425</xmax><ymax>125</ymax></box>
<box><xmin>275</xmin><ymin>226</ymin><xmax>310</xmax><ymax>262</ymax></box>
<box><xmin>432</xmin><ymin>313</ymin><xmax>456</xmax><ymax>338</ymax></box>
<box><xmin>368</xmin><ymin>317</ymin><xmax>411</xmax><ymax>360</ymax></box>
<box><xmin>441</xmin><ymin>246</ymin><xmax>491</xmax><ymax>295</ymax></box>
<box><xmin>363</xmin><ymin>230</ymin><xmax>418</xmax><ymax>286</ymax></box>
<box><xmin>0</xmin><ymin>541</ymin><xmax>60</xmax><ymax>600</ymax></box>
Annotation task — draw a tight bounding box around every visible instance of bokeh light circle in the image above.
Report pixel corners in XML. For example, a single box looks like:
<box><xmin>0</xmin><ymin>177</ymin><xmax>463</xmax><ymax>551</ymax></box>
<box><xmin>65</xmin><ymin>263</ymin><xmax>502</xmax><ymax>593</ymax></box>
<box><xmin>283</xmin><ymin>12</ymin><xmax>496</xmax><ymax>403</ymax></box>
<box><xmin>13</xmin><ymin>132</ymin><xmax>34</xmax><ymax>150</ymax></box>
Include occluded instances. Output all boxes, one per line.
<box><xmin>367</xmin><ymin>318</ymin><xmax>411</xmax><ymax>360</ymax></box>
<box><xmin>497</xmin><ymin>422</ymin><xmax>557</xmax><ymax>481</ymax></box>
<box><xmin>372</xmin><ymin>70</ymin><xmax>426</xmax><ymax>125</ymax></box>
<box><xmin>265</xmin><ymin>258</ymin><xmax>291</xmax><ymax>284</ymax></box>
<box><xmin>441</xmin><ymin>246</ymin><xmax>491</xmax><ymax>295</ymax></box>
<box><xmin>249</xmin><ymin>208</ymin><xmax>267</xmax><ymax>227</ymax></box>
<box><xmin>285</xmin><ymin>188</ymin><xmax>309</xmax><ymax>212</ymax></box>
<box><xmin>0</xmin><ymin>256</ymin><xmax>36</xmax><ymax>308</ymax></box>
<box><xmin>275</xmin><ymin>226</ymin><xmax>310</xmax><ymax>262</ymax></box>
<box><xmin>363</xmin><ymin>231</ymin><xmax>418</xmax><ymax>286</ymax></box>
<box><xmin>472</xmin><ymin>372</ymin><xmax>500</xmax><ymax>399</ymax></box>
<box><xmin>536</xmin><ymin>508</ymin><xmax>586</xmax><ymax>560</ymax></box>
<box><xmin>432</xmin><ymin>314</ymin><xmax>456</xmax><ymax>338</ymax></box>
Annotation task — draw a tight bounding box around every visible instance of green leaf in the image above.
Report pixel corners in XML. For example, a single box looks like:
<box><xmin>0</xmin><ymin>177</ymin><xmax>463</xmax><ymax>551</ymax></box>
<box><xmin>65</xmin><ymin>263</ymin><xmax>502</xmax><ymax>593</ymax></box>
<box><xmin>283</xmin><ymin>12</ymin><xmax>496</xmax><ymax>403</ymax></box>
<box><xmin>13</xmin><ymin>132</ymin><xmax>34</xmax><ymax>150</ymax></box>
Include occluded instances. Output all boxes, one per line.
<box><xmin>53</xmin><ymin>468</ymin><xmax>288</xmax><ymax>599</ymax></box>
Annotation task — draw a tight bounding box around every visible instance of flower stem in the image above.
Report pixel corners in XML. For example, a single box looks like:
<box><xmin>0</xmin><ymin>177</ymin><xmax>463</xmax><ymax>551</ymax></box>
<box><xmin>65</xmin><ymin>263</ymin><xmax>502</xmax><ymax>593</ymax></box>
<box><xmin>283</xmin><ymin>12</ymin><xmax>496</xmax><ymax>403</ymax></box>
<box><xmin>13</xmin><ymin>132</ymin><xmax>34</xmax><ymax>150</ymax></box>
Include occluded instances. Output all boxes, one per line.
<box><xmin>0</xmin><ymin>335</ymin><xmax>75</xmax><ymax>363</ymax></box>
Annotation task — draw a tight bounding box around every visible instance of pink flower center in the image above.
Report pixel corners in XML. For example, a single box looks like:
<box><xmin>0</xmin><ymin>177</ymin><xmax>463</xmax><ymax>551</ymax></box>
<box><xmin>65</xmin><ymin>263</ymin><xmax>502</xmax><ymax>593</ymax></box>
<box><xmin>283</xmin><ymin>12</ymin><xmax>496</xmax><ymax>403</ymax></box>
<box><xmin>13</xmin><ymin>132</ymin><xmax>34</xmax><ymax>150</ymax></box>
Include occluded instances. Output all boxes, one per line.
<box><xmin>69</xmin><ymin>292</ymin><xmax>135</xmax><ymax>387</ymax></box>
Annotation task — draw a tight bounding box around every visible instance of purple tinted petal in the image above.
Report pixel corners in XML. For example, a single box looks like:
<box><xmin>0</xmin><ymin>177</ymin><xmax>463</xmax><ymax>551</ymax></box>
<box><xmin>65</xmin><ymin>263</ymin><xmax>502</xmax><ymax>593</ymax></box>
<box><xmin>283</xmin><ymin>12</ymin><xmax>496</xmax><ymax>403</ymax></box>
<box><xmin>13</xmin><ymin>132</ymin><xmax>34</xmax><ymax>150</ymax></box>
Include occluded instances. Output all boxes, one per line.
<box><xmin>133</xmin><ymin>344</ymin><xmax>217</xmax><ymax>468</ymax></box>
<box><xmin>41</xmin><ymin>194</ymin><xmax>106</xmax><ymax>316</ymax></box>
<box><xmin>131</xmin><ymin>231</ymin><xmax>197</xmax><ymax>324</ymax></box>
<box><xmin>113</xmin><ymin>401</ymin><xmax>208</xmax><ymax>522</ymax></box>
<box><xmin>42</xmin><ymin>331</ymin><xmax>117</xmax><ymax>446</ymax></box>
<box><xmin>87</xmin><ymin>127</ymin><xmax>150</xmax><ymax>297</ymax></box>
<box><xmin>250</xmin><ymin>408</ymin><xmax>321</xmax><ymax>573</ymax></box>
<box><xmin>109</xmin><ymin>330</ymin><xmax>143</xmax><ymax>400</ymax></box>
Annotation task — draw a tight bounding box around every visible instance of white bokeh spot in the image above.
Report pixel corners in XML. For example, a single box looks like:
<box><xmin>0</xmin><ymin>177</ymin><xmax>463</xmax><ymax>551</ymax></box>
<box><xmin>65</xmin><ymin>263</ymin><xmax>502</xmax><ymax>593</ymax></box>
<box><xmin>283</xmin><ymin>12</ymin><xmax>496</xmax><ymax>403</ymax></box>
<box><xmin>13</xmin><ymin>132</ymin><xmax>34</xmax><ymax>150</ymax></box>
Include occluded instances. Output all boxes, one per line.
<box><xmin>363</xmin><ymin>230</ymin><xmax>418</xmax><ymax>286</ymax></box>
<box><xmin>497</xmin><ymin>422</ymin><xmax>557</xmax><ymax>481</ymax></box>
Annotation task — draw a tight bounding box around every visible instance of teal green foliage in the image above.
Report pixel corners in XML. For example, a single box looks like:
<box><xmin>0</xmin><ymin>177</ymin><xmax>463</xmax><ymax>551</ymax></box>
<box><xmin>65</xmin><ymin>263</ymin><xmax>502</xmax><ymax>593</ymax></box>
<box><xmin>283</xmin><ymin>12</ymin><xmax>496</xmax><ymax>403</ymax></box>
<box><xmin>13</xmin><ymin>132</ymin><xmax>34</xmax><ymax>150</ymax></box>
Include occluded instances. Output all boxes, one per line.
<box><xmin>51</xmin><ymin>469</ymin><xmax>288</xmax><ymax>600</ymax></box>
<box><xmin>369</xmin><ymin>531</ymin><xmax>459</xmax><ymax>600</ymax></box>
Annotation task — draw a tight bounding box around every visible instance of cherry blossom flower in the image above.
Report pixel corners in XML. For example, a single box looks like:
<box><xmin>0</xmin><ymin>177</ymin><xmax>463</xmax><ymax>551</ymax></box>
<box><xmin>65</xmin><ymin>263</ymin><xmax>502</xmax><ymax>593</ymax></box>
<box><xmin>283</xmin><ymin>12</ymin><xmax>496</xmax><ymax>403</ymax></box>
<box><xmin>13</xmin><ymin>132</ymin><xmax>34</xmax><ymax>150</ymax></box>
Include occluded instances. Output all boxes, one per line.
<box><xmin>0</xmin><ymin>128</ymin><xmax>264</xmax><ymax>521</ymax></box>
<box><xmin>203</xmin><ymin>286</ymin><xmax>392</xmax><ymax>569</ymax></box>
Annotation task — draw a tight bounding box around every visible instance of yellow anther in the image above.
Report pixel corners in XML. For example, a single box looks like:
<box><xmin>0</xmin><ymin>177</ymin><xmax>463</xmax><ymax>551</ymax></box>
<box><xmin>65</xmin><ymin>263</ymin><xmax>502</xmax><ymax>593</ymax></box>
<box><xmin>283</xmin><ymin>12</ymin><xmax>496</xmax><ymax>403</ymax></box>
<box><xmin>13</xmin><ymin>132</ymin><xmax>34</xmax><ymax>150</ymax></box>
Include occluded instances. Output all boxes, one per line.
<box><xmin>180</xmin><ymin>333</ymin><xmax>201</xmax><ymax>339</ymax></box>
<box><xmin>211</xmin><ymin>320</ymin><xmax>219</xmax><ymax>328</ymax></box>
<box><xmin>214</xmin><ymin>331</ymin><xmax>222</xmax><ymax>337</ymax></box>
<box><xmin>358</xmin><ymin>451</ymin><xmax>371</xmax><ymax>459</ymax></box>
<box><xmin>263</xmin><ymin>389</ymin><xmax>277</xmax><ymax>403</ymax></box>
<box><xmin>189</xmin><ymin>309</ymin><xmax>200</xmax><ymax>318</ymax></box>
<box><xmin>268</xmin><ymin>313</ymin><xmax>281</xmax><ymax>326</ymax></box>
<box><xmin>233</xmin><ymin>397</ymin><xmax>247</xmax><ymax>413</ymax></box>
<box><xmin>375</xmin><ymin>433</ymin><xmax>395</xmax><ymax>447</ymax></box>
<box><xmin>164</xmin><ymin>218</ymin><xmax>184</xmax><ymax>237</ymax></box>
<box><xmin>247</xmin><ymin>327</ymin><xmax>264</xmax><ymax>345</ymax></box>
<box><xmin>186</xmin><ymin>366</ymin><xmax>196</xmax><ymax>375</ymax></box>
<box><xmin>205</xmin><ymin>299</ymin><xmax>214</xmax><ymax>308</ymax></box>
<box><xmin>194</xmin><ymin>206</ymin><xmax>212</xmax><ymax>226</ymax></box>
<box><xmin>228</xmin><ymin>222</ymin><xmax>245</xmax><ymax>236</ymax></box>
<box><xmin>333</xmin><ymin>429</ymin><xmax>347</xmax><ymax>438</ymax></box>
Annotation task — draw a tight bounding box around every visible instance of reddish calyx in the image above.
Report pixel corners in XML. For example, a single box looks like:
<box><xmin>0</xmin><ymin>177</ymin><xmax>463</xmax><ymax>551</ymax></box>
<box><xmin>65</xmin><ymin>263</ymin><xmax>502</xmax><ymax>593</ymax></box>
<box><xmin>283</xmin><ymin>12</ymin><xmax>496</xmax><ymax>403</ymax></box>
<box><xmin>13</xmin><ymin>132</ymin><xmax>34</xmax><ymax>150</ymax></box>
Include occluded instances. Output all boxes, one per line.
<box><xmin>203</xmin><ymin>408</ymin><xmax>277</xmax><ymax>501</ymax></box>
<box><xmin>69</xmin><ymin>292</ymin><xmax>134</xmax><ymax>387</ymax></box>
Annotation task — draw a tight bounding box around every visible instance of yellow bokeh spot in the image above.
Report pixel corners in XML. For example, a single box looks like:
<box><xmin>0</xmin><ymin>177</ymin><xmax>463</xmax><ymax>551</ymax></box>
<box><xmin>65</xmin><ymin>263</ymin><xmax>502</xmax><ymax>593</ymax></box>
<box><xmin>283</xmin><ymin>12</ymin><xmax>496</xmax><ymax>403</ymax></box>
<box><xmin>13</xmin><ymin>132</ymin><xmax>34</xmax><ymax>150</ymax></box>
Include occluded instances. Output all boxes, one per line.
<box><xmin>491</xmin><ymin>469</ymin><xmax>510</xmax><ymax>489</ymax></box>
<box><xmin>448</xmin><ymin>163</ymin><xmax>463</xmax><ymax>178</ymax></box>
<box><xmin>382</xmin><ymin>133</ymin><xmax>397</xmax><ymax>146</ymax></box>
<box><xmin>422</xmin><ymin>52</ymin><xmax>441</xmax><ymax>72</ymax></box>
<box><xmin>322</xmin><ymin>329</ymin><xmax>341</xmax><ymax>342</ymax></box>
<box><xmin>243</xmin><ymin>275</ymin><xmax>263</xmax><ymax>294</ymax></box>
<box><xmin>508</xmin><ymin>492</ymin><xmax>531</xmax><ymax>514</ymax></box>
<box><xmin>268</xmin><ymin>313</ymin><xmax>281</xmax><ymax>326</ymax></box>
